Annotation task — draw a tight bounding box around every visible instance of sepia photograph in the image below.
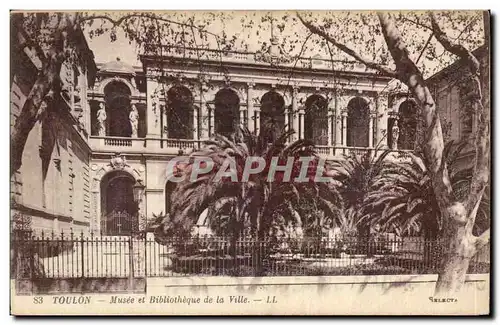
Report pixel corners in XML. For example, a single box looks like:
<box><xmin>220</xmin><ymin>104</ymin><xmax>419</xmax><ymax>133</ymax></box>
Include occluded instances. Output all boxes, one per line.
<box><xmin>9</xmin><ymin>9</ymin><xmax>491</xmax><ymax>316</ymax></box>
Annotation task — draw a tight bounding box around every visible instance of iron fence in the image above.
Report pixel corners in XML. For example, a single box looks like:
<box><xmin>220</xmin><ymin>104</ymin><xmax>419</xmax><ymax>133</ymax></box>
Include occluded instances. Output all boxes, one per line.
<box><xmin>11</xmin><ymin>230</ymin><xmax>490</xmax><ymax>280</ymax></box>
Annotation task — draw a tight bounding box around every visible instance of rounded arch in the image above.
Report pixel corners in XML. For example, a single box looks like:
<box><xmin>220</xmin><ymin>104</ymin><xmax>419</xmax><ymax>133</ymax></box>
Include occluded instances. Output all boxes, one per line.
<box><xmin>304</xmin><ymin>94</ymin><xmax>328</xmax><ymax>145</ymax></box>
<box><xmin>100</xmin><ymin>170</ymin><xmax>137</xmax><ymax>235</ymax></box>
<box><xmin>167</xmin><ymin>85</ymin><xmax>194</xmax><ymax>139</ymax></box>
<box><xmin>214</xmin><ymin>88</ymin><xmax>240</xmax><ymax>137</ymax></box>
<box><xmin>397</xmin><ymin>99</ymin><xmax>418</xmax><ymax>150</ymax></box>
<box><xmin>347</xmin><ymin>97</ymin><xmax>370</xmax><ymax>147</ymax></box>
<box><xmin>104</xmin><ymin>80</ymin><xmax>133</xmax><ymax>137</ymax></box>
<box><xmin>99</xmin><ymin>77</ymin><xmax>138</xmax><ymax>96</ymax></box>
<box><xmin>91</xmin><ymin>162</ymin><xmax>144</xmax><ymax>234</ymax></box>
<box><xmin>391</xmin><ymin>97</ymin><xmax>415</xmax><ymax>113</ymax></box>
<box><xmin>94</xmin><ymin>162</ymin><xmax>141</xmax><ymax>184</ymax></box>
<box><xmin>261</xmin><ymin>91</ymin><xmax>286</xmax><ymax>143</ymax></box>
<box><xmin>227</xmin><ymin>85</ymin><xmax>246</xmax><ymax>104</ymax></box>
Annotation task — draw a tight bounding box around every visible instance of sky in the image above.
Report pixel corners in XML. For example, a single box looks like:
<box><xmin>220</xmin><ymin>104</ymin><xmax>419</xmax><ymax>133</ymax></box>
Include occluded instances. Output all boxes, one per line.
<box><xmin>84</xmin><ymin>10</ymin><xmax>486</xmax><ymax>78</ymax></box>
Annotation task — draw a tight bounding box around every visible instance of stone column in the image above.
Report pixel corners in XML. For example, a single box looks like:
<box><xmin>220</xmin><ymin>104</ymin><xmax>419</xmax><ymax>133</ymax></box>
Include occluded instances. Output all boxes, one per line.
<box><xmin>335</xmin><ymin>107</ymin><xmax>342</xmax><ymax>146</ymax></box>
<box><xmin>193</xmin><ymin>106</ymin><xmax>199</xmax><ymax>140</ymax></box>
<box><xmin>247</xmin><ymin>83</ymin><xmax>255</xmax><ymax>132</ymax></box>
<box><xmin>209</xmin><ymin>104</ymin><xmax>215</xmax><ymax>137</ymax></box>
<box><xmin>368</xmin><ymin>110</ymin><xmax>374</xmax><ymax>148</ymax></box>
<box><xmin>197</xmin><ymin>81</ymin><xmax>213</xmax><ymax>139</ymax></box>
<box><xmin>146</xmin><ymin>78</ymin><xmax>161</xmax><ymax>149</ymax></box>
<box><xmin>255</xmin><ymin>108</ymin><xmax>261</xmax><ymax>135</ymax></box>
<box><xmin>146</xmin><ymin>78</ymin><xmax>161</xmax><ymax>137</ymax></box>
<box><xmin>200</xmin><ymin>99</ymin><xmax>209</xmax><ymax>140</ymax></box>
<box><xmin>376</xmin><ymin>94</ymin><xmax>389</xmax><ymax>148</ymax></box>
<box><xmin>284</xmin><ymin>107</ymin><xmax>289</xmax><ymax>131</ymax></box>
<box><xmin>291</xmin><ymin>87</ymin><xmax>299</xmax><ymax>141</ymax></box>
<box><xmin>299</xmin><ymin>108</ymin><xmax>305</xmax><ymax>139</ymax></box>
<box><xmin>341</xmin><ymin>109</ymin><xmax>348</xmax><ymax>146</ymax></box>
<box><xmin>327</xmin><ymin>95</ymin><xmax>335</xmax><ymax>147</ymax></box>
<box><xmin>161</xmin><ymin>103</ymin><xmax>168</xmax><ymax>138</ymax></box>
<box><xmin>84</xmin><ymin>99</ymin><xmax>91</xmax><ymax>137</ymax></box>
<box><xmin>240</xmin><ymin>108</ymin><xmax>245</xmax><ymax>128</ymax></box>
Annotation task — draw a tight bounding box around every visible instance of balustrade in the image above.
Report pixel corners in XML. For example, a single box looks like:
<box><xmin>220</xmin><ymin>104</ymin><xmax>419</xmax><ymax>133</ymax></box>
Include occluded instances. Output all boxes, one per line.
<box><xmin>90</xmin><ymin>135</ymin><xmax>411</xmax><ymax>162</ymax></box>
<box><xmin>104</xmin><ymin>137</ymin><xmax>133</xmax><ymax>147</ymax></box>
<box><xmin>163</xmin><ymin>138</ymin><xmax>204</xmax><ymax>150</ymax></box>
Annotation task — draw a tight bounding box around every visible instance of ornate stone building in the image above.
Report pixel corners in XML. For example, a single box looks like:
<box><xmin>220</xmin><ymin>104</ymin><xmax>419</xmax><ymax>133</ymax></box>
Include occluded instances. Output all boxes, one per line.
<box><xmin>12</xmin><ymin>41</ymin><xmax>425</xmax><ymax>236</ymax></box>
<box><xmin>84</xmin><ymin>46</ymin><xmax>423</xmax><ymax>236</ymax></box>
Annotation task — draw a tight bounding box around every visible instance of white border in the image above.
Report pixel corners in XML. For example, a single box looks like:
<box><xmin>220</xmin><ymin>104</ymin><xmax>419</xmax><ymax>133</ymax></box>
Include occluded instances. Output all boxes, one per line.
<box><xmin>2</xmin><ymin>2</ymin><xmax>498</xmax><ymax>323</ymax></box>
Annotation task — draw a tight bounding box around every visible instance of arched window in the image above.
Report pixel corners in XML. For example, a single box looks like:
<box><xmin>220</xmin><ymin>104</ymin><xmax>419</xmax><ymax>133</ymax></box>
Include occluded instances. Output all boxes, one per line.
<box><xmin>214</xmin><ymin>88</ymin><xmax>240</xmax><ymax>137</ymax></box>
<box><xmin>398</xmin><ymin>100</ymin><xmax>417</xmax><ymax>150</ymax></box>
<box><xmin>100</xmin><ymin>171</ymin><xmax>136</xmax><ymax>235</ymax></box>
<box><xmin>261</xmin><ymin>91</ymin><xmax>285</xmax><ymax>143</ymax></box>
<box><xmin>167</xmin><ymin>85</ymin><xmax>194</xmax><ymax>139</ymax></box>
<box><xmin>387</xmin><ymin>116</ymin><xmax>398</xmax><ymax>149</ymax></box>
<box><xmin>305</xmin><ymin>95</ymin><xmax>328</xmax><ymax>145</ymax></box>
<box><xmin>347</xmin><ymin>97</ymin><xmax>370</xmax><ymax>147</ymax></box>
<box><xmin>104</xmin><ymin>81</ymin><xmax>132</xmax><ymax>137</ymax></box>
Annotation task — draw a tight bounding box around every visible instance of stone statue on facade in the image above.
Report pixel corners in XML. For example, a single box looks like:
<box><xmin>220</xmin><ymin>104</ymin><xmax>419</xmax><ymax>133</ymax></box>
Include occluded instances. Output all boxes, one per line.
<box><xmin>96</xmin><ymin>103</ymin><xmax>107</xmax><ymax>136</ymax></box>
<box><xmin>391</xmin><ymin>120</ymin><xmax>400</xmax><ymax>149</ymax></box>
<box><xmin>129</xmin><ymin>104</ymin><xmax>139</xmax><ymax>138</ymax></box>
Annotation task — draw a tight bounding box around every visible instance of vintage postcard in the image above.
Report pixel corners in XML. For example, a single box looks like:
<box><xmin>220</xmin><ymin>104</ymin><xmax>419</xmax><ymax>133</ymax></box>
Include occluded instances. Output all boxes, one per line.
<box><xmin>10</xmin><ymin>10</ymin><xmax>490</xmax><ymax>316</ymax></box>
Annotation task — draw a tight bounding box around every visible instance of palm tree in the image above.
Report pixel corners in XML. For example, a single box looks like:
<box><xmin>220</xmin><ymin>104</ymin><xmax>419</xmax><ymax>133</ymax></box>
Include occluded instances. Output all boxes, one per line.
<box><xmin>362</xmin><ymin>140</ymin><xmax>490</xmax><ymax>239</ymax></box>
<box><xmin>154</xmin><ymin>127</ymin><xmax>343</xmax><ymax>274</ymax></box>
<box><xmin>361</xmin><ymin>153</ymin><xmax>439</xmax><ymax>239</ymax></box>
<box><xmin>329</xmin><ymin>145</ymin><xmax>392</xmax><ymax>237</ymax></box>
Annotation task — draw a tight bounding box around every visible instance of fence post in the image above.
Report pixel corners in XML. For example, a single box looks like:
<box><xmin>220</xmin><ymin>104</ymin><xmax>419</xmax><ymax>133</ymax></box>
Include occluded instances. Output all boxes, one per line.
<box><xmin>29</xmin><ymin>232</ymin><xmax>35</xmax><ymax>282</ymax></box>
<box><xmin>144</xmin><ymin>233</ymin><xmax>147</xmax><ymax>278</ymax></box>
<box><xmin>80</xmin><ymin>232</ymin><xmax>85</xmax><ymax>278</ymax></box>
<box><xmin>128</xmin><ymin>234</ymin><xmax>135</xmax><ymax>290</ymax></box>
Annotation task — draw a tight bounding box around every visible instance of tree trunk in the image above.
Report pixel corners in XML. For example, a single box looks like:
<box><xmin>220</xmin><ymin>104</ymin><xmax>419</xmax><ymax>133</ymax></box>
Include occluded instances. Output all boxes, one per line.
<box><xmin>300</xmin><ymin>11</ymin><xmax>490</xmax><ymax>296</ymax></box>
<box><xmin>435</xmin><ymin>253</ymin><xmax>471</xmax><ymax>295</ymax></box>
<box><xmin>435</xmin><ymin>229</ymin><xmax>475</xmax><ymax>295</ymax></box>
<box><xmin>11</xmin><ymin>72</ymin><xmax>57</xmax><ymax>176</ymax></box>
<box><xmin>11</xmin><ymin>15</ymin><xmax>71</xmax><ymax>176</ymax></box>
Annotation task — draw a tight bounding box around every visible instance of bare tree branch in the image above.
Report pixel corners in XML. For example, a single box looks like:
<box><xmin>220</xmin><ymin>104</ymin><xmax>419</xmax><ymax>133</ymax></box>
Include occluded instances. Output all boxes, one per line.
<box><xmin>401</xmin><ymin>17</ymin><xmax>433</xmax><ymax>32</ymax></box>
<box><xmin>78</xmin><ymin>12</ymin><xmax>223</xmax><ymax>42</ymax></box>
<box><xmin>430</xmin><ymin>13</ymin><xmax>481</xmax><ymax>75</ymax></box>
<box><xmin>415</xmin><ymin>32</ymin><xmax>434</xmax><ymax>65</ymax></box>
<box><xmin>297</xmin><ymin>12</ymin><xmax>398</xmax><ymax>78</ymax></box>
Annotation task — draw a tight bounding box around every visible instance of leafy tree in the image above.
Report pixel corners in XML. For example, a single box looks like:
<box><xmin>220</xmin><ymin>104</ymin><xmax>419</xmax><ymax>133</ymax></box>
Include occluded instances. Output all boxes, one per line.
<box><xmin>298</xmin><ymin>11</ymin><xmax>490</xmax><ymax>294</ymax></box>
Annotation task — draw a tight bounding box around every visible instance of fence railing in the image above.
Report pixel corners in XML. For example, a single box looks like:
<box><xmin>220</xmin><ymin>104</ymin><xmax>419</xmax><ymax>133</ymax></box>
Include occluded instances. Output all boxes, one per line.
<box><xmin>11</xmin><ymin>231</ymin><xmax>490</xmax><ymax>280</ymax></box>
